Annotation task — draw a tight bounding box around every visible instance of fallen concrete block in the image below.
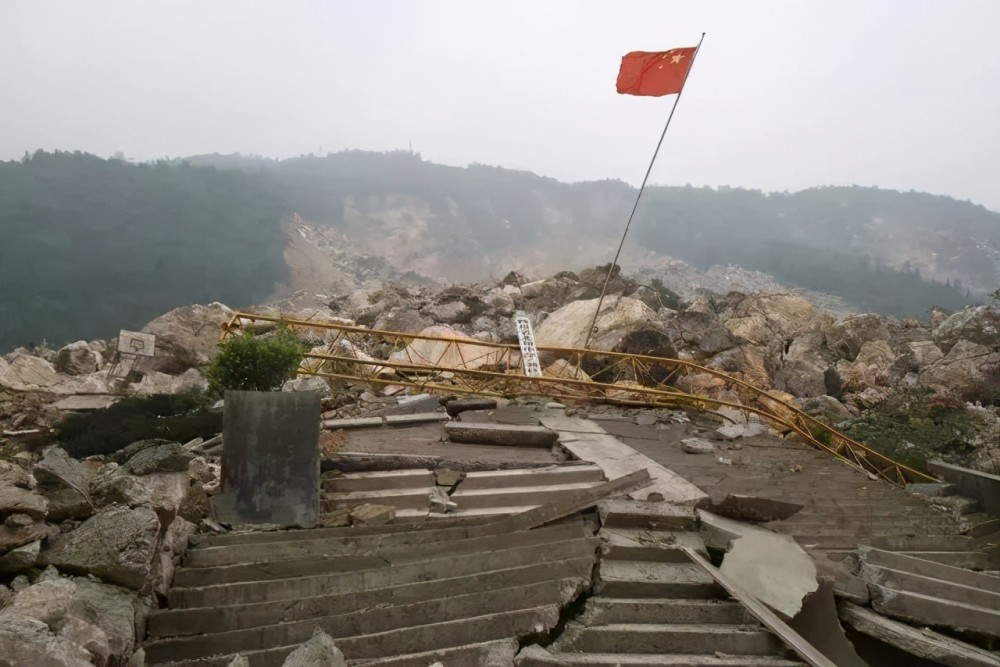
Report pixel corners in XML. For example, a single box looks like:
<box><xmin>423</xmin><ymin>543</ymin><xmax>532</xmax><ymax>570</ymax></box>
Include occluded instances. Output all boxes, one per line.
<box><xmin>444</xmin><ymin>422</ymin><xmax>558</xmax><ymax>447</ymax></box>
<box><xmin>349</xmin><ymin>503</ymin><xmax>396</xmax><ymax>526</ymax></box>
<box><xmin>445</xmin><ymin>397</ymin><xmax>498</xmax><ymax>417</ymax></box>
<box><xmin>906</xmin><ymin>482</ymin><xmax>957</xmax><ymax>498</ymax></box>
<box><xmin>788</xmin><ymin>580</ymin><xmax>868</xmax><ymax>667</ymax></box>
<box><xmin>428</xmin><ymin>487</ymin><xmax>456</xmax><ymax>514</ymax></box>
<box><xmin>708</xmin><ymin>493</ymin><xmax>804</xmax><ymax>523</ymax></box>
<box><xmin>868</xmin><ymin>583</ymin><xmax>1000</xmax><ymax>637</ymax></box>
<box><xmin>839</xmin><ymin>600</ymin><xmax>1000</xmax><ymax>667</ymax></box>
<box><xmin>716</xmin><ymin>422</ymin><xmax>769</xmax><ymax>440</ymax></box>
<box><xmin>680</xmin><ymin>437</ymin><xmax>715</xmax><ymax>454</ymax></box>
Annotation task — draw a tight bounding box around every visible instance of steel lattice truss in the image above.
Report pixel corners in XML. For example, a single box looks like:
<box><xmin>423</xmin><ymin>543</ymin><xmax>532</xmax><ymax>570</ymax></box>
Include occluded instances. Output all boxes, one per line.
<box><xmin>222</xmin><ymin>312</ymin><xmax>935</xmax><ymax>485</ymax></box>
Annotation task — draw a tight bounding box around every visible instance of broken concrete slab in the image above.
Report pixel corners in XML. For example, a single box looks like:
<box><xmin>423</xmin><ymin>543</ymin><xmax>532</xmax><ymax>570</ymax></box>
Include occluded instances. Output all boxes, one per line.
<box><xmin>444</xmin><ymin>422</ymin><xmax>558</xmax><ymax>448</ymax></box>
<box><xmin>839</xmin><ymin>600</ymin><xmax>1000</xmax><ymax>667</ymax></box>
<box><xmin>433</xmin><ymin>469</ymin><xmax>465</xmax><ymax>489</ymax></box>
<box><xmin>868</xmin><ymin>583</ymin><xmax>1000</xmax><ymax>637</ymax></box>
<box><xmin>539</xmin><ymin>413</ymin><xmax>708</xmax><ymax>508</ymax></box>
<box><xmin>444</xmin><ymin>397</ymin><xmax>498</xmax><ymax>417</ymax></box>
<box><xmin>323</xmin><ymin>469</ymin><xmax>435</xmax><ymax>493</ymax></box>
<box><xmin>701</xmin><ymin>510</ymin><xmax>819</xmax><ymax>619</ymax></box>
<box><xmin>681</xmin><ymin>437</ymin><xmax>715</xmax><ymax>454</ymax></box>
<box><xmin>323</xmin><ymin>416</ymin><xmax>384</xmax><ymax>429</ymax></box>
<box><xmin>385</xmin><ymin>413</ymin><xmax>450</xmax><ymax>426</ymax></box>
<box><xmin>349</xmin><ymin>503</ymin><xmax>396</xmax><ymax>526</ymax></box>
<box><xmin>596</xmin><ymin>498</ymin><xmax>698</xmax><ymax>531</ymax></box>
<box><xmin>717</xmin><ymin>422</ymin><xmax>770</xmax><ymax>440</ymax></box>
<box><xmin>708</xmin><ymin>493</ymin><xmax>804</xmax><ymax>523</ymax></box>
<box><xmin>856</xmin><ymin>546</ymin><xmax>1000</xmax><ymax>592</ymax></box>
<box><xmin>929</xmin><ymin>460</ymin><xmax>1000</xmax><ymax>515</ymax></box>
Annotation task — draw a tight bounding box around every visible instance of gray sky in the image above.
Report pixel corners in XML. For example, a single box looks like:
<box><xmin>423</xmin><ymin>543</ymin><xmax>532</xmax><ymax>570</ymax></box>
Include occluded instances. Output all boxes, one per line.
<box><xmin>3</xmin><ymin>0</ymin><xmax>999</xmax><ymax>211</ymax></box>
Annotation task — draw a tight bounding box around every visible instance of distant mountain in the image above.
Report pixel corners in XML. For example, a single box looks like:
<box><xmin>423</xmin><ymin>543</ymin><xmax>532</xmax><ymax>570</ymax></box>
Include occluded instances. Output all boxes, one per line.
<box><xmin>0</xmin><ymin>149</ymin><xmax>994</xmax><ymax>351</ymax></box>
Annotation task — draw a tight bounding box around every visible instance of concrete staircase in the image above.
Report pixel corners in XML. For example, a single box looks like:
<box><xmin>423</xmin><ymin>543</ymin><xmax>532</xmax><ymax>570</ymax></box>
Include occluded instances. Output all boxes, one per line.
<box><xmin>517</xmin><ymin>520</ymin><xmax>807</xmax><ymax>667</ymax></box>
<box><xmin>143</xmin><ymin>517</ymin><xmax>600</xmax><ymax>666</ymax></box>
<box><xmin>321</xmin><ymin>463</ymin><xmax>607</xmax><ymax>519</ymax></box>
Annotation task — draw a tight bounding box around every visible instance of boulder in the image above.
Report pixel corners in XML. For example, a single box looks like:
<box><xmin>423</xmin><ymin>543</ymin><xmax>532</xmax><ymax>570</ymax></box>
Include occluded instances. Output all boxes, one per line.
<box><xmin>535</xmin><ymin>297</ymin><xmax>664</xmax><ymax>351</ymax></box>
<box><xmin>423</xmin><ymin>300</ymin><xmax>472</xmax><ymax>324</ymax></box>
<box><xmin>0</xmin><ymin>521</ymin><xmax>53</xmax><ymax>555</ymax></box>
<box><xmin>281</xmin><ymin>376</ymin><xmax>332</xmax><ymax>397</ymax></box>
<box><xmin>44</xmin><ymin>488</ymin><xmax>93</xmax><ymax>523</ymax></box>
<box><xmin>500</xmin><ymin>271</ymin><xmax>529</xmax><ymax>287</ymax></box>
<box><xmin>281</xmin><ymin>629</ymin><xmax>347</xmax><ymax>667</ymax></box>
<box><xmin>0</xmin><ymin>351</ymin><xmax>83</xmax><ymax>394</ymax></box>
<box><xmin>0</xmin><ymin>459</ymin><xmax>34</xmax><ymax>490</ymax></box>
<box><xmin>722</xmin><ymin>294</ymin><xmax>825</xmax><ymax>347</ymax></box>
<box><xmin>123</xmin><ymin>442</ymin><xmax>193</xmax><ymax>476</ymax></box>
<box><xmin>797</xmin><ymin>395</ymin><xmax>854</xmax><ymax>423</ymax></box>
<box><xmin>389</xmin><ymin>325</ymin><xmax>505</xmax><ymax>370</ymax></box>
<box><xmin>34</xmin><ymin>447</ymin><xmax>91</xmax><ymax>495</ymax></box>
<box><xmin>54</xmin><ymin>341</ymin><xmax>102</xmax><ymax>376</ymax></box>
<box><xmin>372</xmin><ymin>308</ymin><xmax>433</xmax><ymax>334</ymax></box>
<box><xmin>666</xmin><ymin>303</ymin><xmax>736</xmax><ymax>358</ymax></box>
<box><xmin>681</xmin><ymin>438</ymin><xmax>715</xmax><ymax>454</ymax></box>
<box><xmin>41</xmin><ymin>506</ymin><xmax>160</xmax><ymax>590</ymax></box>
<box><xmin>0</xmin><ymin>612</ymin><xmax>92</xmax><ymax>666</ymax></box>
<box><xmin>0</xmin><ymin>539</ymin><xmax>41</xmax><ymax>574</ymax></box>
<box><xmin>7</xmin><ymin>576</ymin><xmax>138</xmax><ymax>665</ymax></box>
<box><xmin>129</xmin><ymin>368</ymin><xmax>207</xmax><ymax>396</ymax></box>
<box><xmin>90</xmin><ymin>465</ymin><xmax>188</xmax><ymax>521</ymax></box>
<box><xmin>836</xmin><ymin>340</ymin><xmax>898</xmax><ymax>392</ymax></box>
<box><xmin>933</xmin><ymin>305</ymin><xmax>1000</xmax><ymax>352</ymax></box>
<box><xmin>919</xmin><ymin>340</ymin><xmax>1000</xmax><ymax>404</ymax></box>
<box><xmin>151</xmin><ymin>518</ymin><xmax>195</xmax><ymax>598</ymax></box>
<box><xmin>707</xmin><ymin>346</ymin><xmax>769</xmax><ymax>388</ymax></box>
<box><xmin>484</xmin><ymin>287</ymin><xmax>516</xmax><ymax>316</ymax></box>
<box><xmin>140</xmin><ymin>302</ymin><xmax>233</xmax><ymax>374</ymax></box>
<box><xmin>0</xmin><ymin>484</ymin><xmax>47</xmax><ymax>521</ymax></box>
<box><xmin>827</xmin><ymin>313</ymin><xmax>890</xmax><ymax>360</ymax></box>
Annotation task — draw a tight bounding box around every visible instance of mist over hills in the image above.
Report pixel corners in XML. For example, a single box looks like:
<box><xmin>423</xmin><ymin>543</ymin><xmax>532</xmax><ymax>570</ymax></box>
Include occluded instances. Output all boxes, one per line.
<box><xmin>1</xmin><ymin>149</ymin><xmax>996</xmax><ymax>351</ymax></box>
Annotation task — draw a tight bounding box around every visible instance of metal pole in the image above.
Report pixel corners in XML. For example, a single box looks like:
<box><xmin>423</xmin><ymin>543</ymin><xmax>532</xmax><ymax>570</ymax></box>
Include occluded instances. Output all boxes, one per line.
<box><xmin>583</xmin><ymin>32</ymin><xmax>706</xmax><ymax>349</ymax></box>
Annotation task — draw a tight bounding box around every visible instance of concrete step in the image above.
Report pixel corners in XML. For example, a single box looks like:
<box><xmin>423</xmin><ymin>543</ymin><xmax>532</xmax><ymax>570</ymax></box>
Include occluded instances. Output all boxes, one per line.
<box><xmin>794</xmin><ymin>535</ymin><xmax>968</xmax><ymax>551</ymax></box>
<box><xmin>321</xmin><ymin>486</ymin><xmax>434</xmax><ymax>512</ymax></box>
<box><xmin>444</xmin><ymin>421</ymin><xmax>559</xmax><ymax>447</ymax></box>
<box><xmin>145</xmin><ymin>578</ymin><xmax>581</xmax><ymax>664</ymax></box>
<box><xmin>859</xmin><ymin>547</ymin><xmax>1000</xmax><ymax>589</ymax></box>
<box><xmin>450</xmin><ymin>481</ymin><xmax>603</xmax><ymax>510</ymax></box>
<box><xmin>149</xmin><ymin>556</ymin><xmax>595</xmax><ymax>638</ymax></box>
<box><xmin>598</xmin><ymin>561</ymin><xmax>723</xmax><ymax>599</ymax></box>
<box><xmin>354</xmin><ymin>638</ymin><xmax>517</xmax><ymax>666</ymax></box>
<box><xmin>460</xmin><ymin>465</ymin><xmax>605</xmax><ymax>490</ymax></box>
<box><xmin>583</xmin><ymin>598</ymin><xmax>756</xmax><ymax>625</ymax></box>
<box><xmin>186</xmin><ymin>520</ymin><xmax>518</xmax><ymax>568</ymax></box>
<box><xmin>822</xmin><ymin>549</ymin><xmax>994</xmax><ymax>570</ymax></box>
<box><xmin>174</xmin><ymin>521</ymin><xmax>590</xmax><ymax>587</ymax></box>
<box><xmin>192</xmin><ymin>514</ymin><xmax>492</xmax><ymax>548</ymax></box>
<box><xmin>153</xmin><ymin>605</ymin><xmax>561</xmax><ymax>667</ymax></box>
<box><xmin>169</xmin><ymin>535</ymin><xmax>600</xmax><ymax>608</ymax></box>
<box><xmin>867</xmin><ymin>535</ymin><xmax>976</xmax><ymax>551</ymax></box>
<box><xmin>559</xmin><ymin>623</ymin><xmax>783</xmax><ymax>655</ymax></box>
<box><xmin>863</xmin><ymin>563</ymin><xmax>1000</xmax><ymax>611</ymax></box>
<box><xmin>600</xmin><ymin>529</ymin><xmax>707</xmax><ymax>563</ymax></box>
<box><xmin>322</xmin><ymin>469</ymin><xmax>435</xmax><ymax>493</ymax></box>
<box><xmin>517</xmin><ymin>651</ymin><xmax>803</xmax><ymax>666</ymax></box>
<box><xmin>597</xmin><ymin>499</ymin><xmax>699</xmax><ymax>531</ymax></box>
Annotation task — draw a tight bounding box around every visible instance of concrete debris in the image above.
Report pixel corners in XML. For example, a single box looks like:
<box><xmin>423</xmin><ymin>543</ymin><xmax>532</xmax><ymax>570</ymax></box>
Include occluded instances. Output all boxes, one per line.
<box><xmin>708</xmin><ymin>494</ymin><xmax>804</xmax><ymax>523</ymax></box>
<box><xmin>428</xmin><ymin>487</ymin><xmax>457</xmax><ymax>514</ymax></box>
<box><xmin>445</xmin><ymin>422</ymin><xmax>558</xmax><ymax>448</ymax></box>
<box><xmin>226</xmin><ymin>656</ymin><xmax>250</xmax><ymax>667</ymax></box>
<box><xmin>929</xmin><ymin>459</ymin><xmax>1000</xmax><ymax>515</ymax></box>
<box><xmin>349</xmin><ymin>503</ymin><xmax>396</xmax><ymax>525</ymax></box>
<box><xmin>49</xmin><ymin>394</ymin><xmax>119</xmax><ymax>412</ymax></box>
<box><xmin>701</xmin><ymin>510</ymin><xmax>818</xmax><ymax>619</ymax></box>
<box><xmin>123</xmin><ymin>441</ymin><xmax>194</xmax><ymax>475</ymax></box>
<box><xmin>716</xmin><ymin>421</ymin><xmax>770</xmax><ymax>440</ymax></box>
<box><xmin>839</xmin><ymin>600</ymin><xmax>1000</xmax><ymax>667</ymax></box>
<box><xmin>787</xmin><ymin>580</ymin><xmax>868</xmax><ymax>667</ymax></box>
<box><xmin>680</xmin><ymin>437</ymin><xmax>715</xmax><ymax>454</ymax></box>
<box><xmin>444</xmin><ymin>397</ymin><xmax>498</xmax><ymax>417</ymax></box>
<box><xmin>434</xmin><ymin>468</ymin><xmax>465</xmax><ymax>489</ymax></box>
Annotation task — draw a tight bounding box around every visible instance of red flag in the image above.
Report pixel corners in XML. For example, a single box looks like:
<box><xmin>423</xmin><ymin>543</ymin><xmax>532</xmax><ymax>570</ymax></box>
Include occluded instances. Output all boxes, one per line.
<box><xmin>616</xmin><ymin>47</ymin><xmax>697</xmax><ymax>97</ymax></box>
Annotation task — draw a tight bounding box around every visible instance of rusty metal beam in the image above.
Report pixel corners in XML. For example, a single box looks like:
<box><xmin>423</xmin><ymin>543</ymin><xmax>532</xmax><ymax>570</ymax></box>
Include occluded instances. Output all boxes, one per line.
<box><xmin>221</xmin><ymin>311</ymin><xmax>935</xmax><ymax>485</ymax></box>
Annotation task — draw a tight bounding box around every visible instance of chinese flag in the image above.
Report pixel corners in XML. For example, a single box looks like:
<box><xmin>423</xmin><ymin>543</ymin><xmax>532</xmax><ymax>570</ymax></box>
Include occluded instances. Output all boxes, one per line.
<box><xmin>616</xmin><ymin>47</ymin><xmax>697</xmax><ymax>96</ymax></box>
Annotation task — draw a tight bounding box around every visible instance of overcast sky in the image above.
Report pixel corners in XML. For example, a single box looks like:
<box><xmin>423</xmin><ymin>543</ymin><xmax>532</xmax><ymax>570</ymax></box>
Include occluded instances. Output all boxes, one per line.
<box><xmin>3</xmin><ymin>0</ymin><xmax>999</xmax><ymax>211</ymax></box>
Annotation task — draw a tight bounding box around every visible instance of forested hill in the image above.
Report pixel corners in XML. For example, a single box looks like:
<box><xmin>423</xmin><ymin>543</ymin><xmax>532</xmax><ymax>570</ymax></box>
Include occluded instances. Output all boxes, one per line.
<box><xmin>1</xmin><ymin>149</ymin><xmax>996</xmax><ymax>351</ymax></box>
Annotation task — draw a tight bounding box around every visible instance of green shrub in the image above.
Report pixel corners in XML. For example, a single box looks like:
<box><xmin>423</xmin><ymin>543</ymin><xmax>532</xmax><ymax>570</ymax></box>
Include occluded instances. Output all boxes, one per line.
<box><xmin>57</xmin><ymin>389</ymin><xmax>220</xmax><ymax>458</ymax></box>
<box><xmin>204</xmin><ymin>323</ymin><xmax>306</xmax><ymax>396</ymax></box>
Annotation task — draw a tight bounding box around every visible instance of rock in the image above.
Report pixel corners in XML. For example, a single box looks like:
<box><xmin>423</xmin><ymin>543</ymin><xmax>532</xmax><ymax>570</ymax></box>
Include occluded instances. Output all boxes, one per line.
<box><xmin>54</xmin><ymin>341</ymin><xmax>102</xmax><ymax>376</ymax></box>
<box><xmin>8</xmin><ymin>576</ymin><xmax>138</xmax><ymax>665</ymax></box>
<box><xmin>199</xmin><ymin>518</ymin><xmax>227</xmax><ymax>534</ymax></box>
<box><xmin>0</xmin><ymin>352</ymin><xmax>63</xmax><ymax>392</ymax></box>
<box><xmin>1</xmin><ymin>459</ymin><xmax>35</xmax><ymax>490</ymax></box>
<box><xmin>500</xmin><ymin>271</ymin><xmax>528</xmax><ymax>287</ymax></box>
<box><xmin>634</xmin><ymin>412</ymin><xmax>658</xmax><ymax>426</ymax></box>
<box><xmin>318</xmin><ymin>509</ymin><xmax>351</xmax><ymax>528</ymax></box>
<box><xmin>772</xmin><ymin>358</ymin><xmax>827</xmax><ymax>398</ymax></box>
<box><xmin>919</xmin><ymin>340</ymin><xmax>1000</xmax><ymax>404</ymax></box>
<box><xmin>722</xmin><ymin>294</ymin><xmax>824</xmax><ymax>347</ymax></box>
<box><xmin>49</xmin><ymin>395</ymin><xmax>119</xmax><ymax>412</ymax></box>
<box><xmin>681</xmin><ymin>438</ymin><xmax>715</xmax><ymax>454</ymax></box>
<box><xmin>123</xmin><ymin>442</ymin><xmax>193</xmax><ymax>476</ymax></box>
<box><xmin>151</xmin><ymin>517</ymin><xmax>195</xmax><ymax>598</ymax></box>
<box><xmin>41</xmin><ymin>506</ymin><xmax>161</xmax><ymax>590</ymax></box>
<box><xmin>905</xmin><ymin>340</ymin><xmax>945</xmax><ymax>370</ymax></box>
<box><xmin>372</xmin><ymin>308</ymin><xmax>433</xmax><ymax>334</ymax></box>
<box><xmin>0</xmin><ymin>484</ymin><xmax>47</xmax><ymax>520</ymax></box>
<box><xmin>0</xmin><ymin>539</ymin><xmax>41</xmax><ymax>574</ymax></box>
<box><xmin>535</xmin><ymin>297</ymin><xmax>666</xmax><ymax>351</ymax></box>
<box><xmin>11</xmin><ymin>575</ymin><xmax>30</xmax><ymax>592</ymax></box>
<box><xmin>117</xmin><ymin>438</ymin><xmax>177</xmax><ymax>463</ymax></box>
<box><xmin>423</xmin><ymin>300</ymin><xmax>472</xmax><ymax>324</ymax></box>
<box><xmin>933</xmin><ymin>305</ymin><xmax>1000</xmax><ymax>352</ymax></box>
<box><xmin>5</xmin><ymin>512</ymin><xmax>35</xmax><ymax>528</ymax></box>
<box><xmin>484</xmin><ymin>287</ymin><xmax>516</xmax><ymax>315</ymax></box>
<box><xmin>0</xmin><ymin>612</ymin><xmax>92</xmax><ymax>666</ymax></box>
<box><xmin>827</xmin><ymin>313</ymin><xmax>890</xmax><ymax>360</ymax></box>
<box><xmin>716</xmin><ymin>422</ymin><xmax>769</xmax><ymax>440</ymax></box>
<box><xmin>281</xmin><ymin>629</ymin><xmax>347</xmax><ymax>667</ymax></box>
<box><xmin>34</xmin><ymin>447</ymin><xmax>91</xmax><ymax>495</ymax></box>
<box><xmin>91</xmin><ymin>465</ymin><xmax>188</xmax><ymax>521</ymax></box>
<box><xmin>0</xmin><ymin>521</ymin><xmax>53</xmax><ymax>555</ymax></box>
<box><xmin>349</xmin><ymin>503</ymin><xmax>395</xmax><ymax>526</ymax></box>
<box><xmin>140</xmin><ymin>302</ymin><xmax>232</xmax><ymax>374</ymax></box>
<box><xmin>445</xmin><ymin>397</ymin><xmax>497</xmax><ymax>417</ymax></box>
<box><xmin>0</xmin><ymin>584</ymin><xmax>12</xmax><ymax>609</ymax></box>
<box><xmin>428</xmin><ymin>487</ymin><xmax>456</xmax><ymax>514</ymax></box>
<box><xmin>797</xmin><ymin>395</ymin><xmax>853</xmax><ymax>423</ymax></box>
<box><xmin>281</xmin><ymin>376</ymin><xmax>332</xmax><ymax>397</ymax></box>
<box><xmin>389</xmin><ymin>325</ymin><xmax>505</xmax><ymax>370</ymax></box>
<box><xmin>836</xmin><ymin>340</ymin><xmax>898</xmax><ymax>392</ymax></box>
<box><xmin>227</xmin><ymin>656</ymin><xmax>250</xmax><ymax>667</ymax></box>
<box><xmin>129</xmin><ymin>368</ymin><xmax>208</xmax><ymax>396</ymax></box>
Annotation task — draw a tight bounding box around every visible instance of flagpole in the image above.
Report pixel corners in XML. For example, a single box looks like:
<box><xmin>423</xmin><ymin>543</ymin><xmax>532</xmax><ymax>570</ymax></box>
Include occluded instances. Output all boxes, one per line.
<box><xmin>582</xmin><ymin>32</ymin><xmax>706</xmax><ymax>350</ymax></box>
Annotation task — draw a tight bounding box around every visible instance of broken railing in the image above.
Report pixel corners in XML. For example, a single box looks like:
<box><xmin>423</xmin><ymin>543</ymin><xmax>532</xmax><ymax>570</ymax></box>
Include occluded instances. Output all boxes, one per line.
<box><xmin>221</xmin><ymin>312</ymin><xmax>935</xmax><ymax>485</ymax></box>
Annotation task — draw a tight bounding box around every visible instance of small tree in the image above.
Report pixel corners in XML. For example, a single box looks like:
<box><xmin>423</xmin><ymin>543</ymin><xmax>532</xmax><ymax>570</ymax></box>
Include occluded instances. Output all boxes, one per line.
<box><xmin>205</xmin><ymin>324</ymin><xmax>306</xmax><ymax>396</ymax></box>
